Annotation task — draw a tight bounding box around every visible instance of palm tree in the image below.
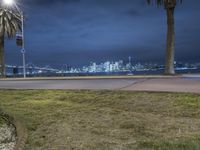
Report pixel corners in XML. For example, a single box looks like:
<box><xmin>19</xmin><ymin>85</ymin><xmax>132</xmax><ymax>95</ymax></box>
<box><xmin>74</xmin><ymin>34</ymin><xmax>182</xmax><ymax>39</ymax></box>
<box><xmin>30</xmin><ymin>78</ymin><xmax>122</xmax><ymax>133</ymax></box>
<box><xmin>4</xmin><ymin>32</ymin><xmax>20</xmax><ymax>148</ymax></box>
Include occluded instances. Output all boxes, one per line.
<box><xmin>147</xmin><ymin>0</ymin><xmax>182</xmax><ymax>75</ymax></box>
<box><xmin>0</xmin><ymin>3</ymin><xmax>21</xmax><ymax>77</ymax></box>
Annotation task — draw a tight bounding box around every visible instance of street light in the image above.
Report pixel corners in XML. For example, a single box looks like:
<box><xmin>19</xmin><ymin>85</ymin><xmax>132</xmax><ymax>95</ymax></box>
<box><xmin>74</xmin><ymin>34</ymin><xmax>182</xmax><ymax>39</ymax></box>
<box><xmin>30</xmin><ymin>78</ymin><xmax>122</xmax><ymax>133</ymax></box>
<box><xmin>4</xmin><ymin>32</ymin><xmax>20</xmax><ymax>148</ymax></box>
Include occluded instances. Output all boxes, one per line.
<box><xmin>2</xmin><ymin>0</ymin><xmax>26</xmax><ymax>78</ymax></box>
<box><xmin>3</xmin><ymin>0</ymin><xmax>14</xmax><ymax>5</ymax></box>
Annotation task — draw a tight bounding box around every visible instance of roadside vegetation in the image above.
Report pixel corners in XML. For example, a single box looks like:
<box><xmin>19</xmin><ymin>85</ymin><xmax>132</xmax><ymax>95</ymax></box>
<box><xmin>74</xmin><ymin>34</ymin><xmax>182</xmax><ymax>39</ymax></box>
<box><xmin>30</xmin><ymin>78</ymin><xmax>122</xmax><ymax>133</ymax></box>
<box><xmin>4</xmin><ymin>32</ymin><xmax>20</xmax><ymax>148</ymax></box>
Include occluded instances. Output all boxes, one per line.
<box><xmin>0</xmin><ymin>90</ymin><xmax>200</xmax><ymax>150</ymax></box>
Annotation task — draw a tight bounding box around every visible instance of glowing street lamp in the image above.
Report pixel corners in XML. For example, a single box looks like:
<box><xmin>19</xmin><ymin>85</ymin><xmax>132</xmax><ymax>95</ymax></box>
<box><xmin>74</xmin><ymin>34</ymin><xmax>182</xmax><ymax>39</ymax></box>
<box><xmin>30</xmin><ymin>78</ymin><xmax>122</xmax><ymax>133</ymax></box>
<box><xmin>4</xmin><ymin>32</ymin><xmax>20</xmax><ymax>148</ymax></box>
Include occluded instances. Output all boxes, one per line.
<box><xmin>3</xmin><ymin>0</ymin><xmax>14</xmax><ymax>5</ymax></box>
<box><xmin>2</xmin><ymin>0</ymin><xmax>27</xmax><ymax>78</ymax></box>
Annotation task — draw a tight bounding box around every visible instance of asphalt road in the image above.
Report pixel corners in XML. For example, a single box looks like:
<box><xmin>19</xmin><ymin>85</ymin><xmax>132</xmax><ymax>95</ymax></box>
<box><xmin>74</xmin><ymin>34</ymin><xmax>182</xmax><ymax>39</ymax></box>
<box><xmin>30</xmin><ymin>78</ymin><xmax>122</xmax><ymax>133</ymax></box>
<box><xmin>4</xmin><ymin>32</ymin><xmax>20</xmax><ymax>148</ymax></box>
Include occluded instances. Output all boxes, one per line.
<box><xmin>0</xmin><ymin>76</ymin><xmax>200</xmax><ymax>93</ymax></box>
<box><xmin>0</xmin><ymin>78</ymin><xmax>141</xmax><ymax>90</ymax></box>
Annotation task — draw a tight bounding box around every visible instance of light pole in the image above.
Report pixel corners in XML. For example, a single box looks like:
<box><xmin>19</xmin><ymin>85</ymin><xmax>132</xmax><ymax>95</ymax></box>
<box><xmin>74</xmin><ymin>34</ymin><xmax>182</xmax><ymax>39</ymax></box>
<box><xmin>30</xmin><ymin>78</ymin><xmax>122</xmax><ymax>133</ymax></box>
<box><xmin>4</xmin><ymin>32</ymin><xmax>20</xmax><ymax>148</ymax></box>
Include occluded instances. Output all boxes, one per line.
<box><xmin>3</xmin><ymin>0</ymin><xmax>26</xmax><ymax>78</ymax></box>
<box><xmin>20</xmin><ymin>11</ymin><xmax>26</xmax><ymax>78</ymax></box>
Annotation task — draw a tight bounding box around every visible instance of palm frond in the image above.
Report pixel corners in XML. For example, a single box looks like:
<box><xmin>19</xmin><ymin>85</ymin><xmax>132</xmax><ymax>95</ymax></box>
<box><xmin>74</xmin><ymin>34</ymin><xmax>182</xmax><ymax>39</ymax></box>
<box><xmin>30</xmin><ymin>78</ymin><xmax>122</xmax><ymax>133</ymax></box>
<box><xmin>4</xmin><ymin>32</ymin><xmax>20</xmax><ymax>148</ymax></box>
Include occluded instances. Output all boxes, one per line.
<box><xmin>0</xmin><ymin>6</ymin><xmax>22</xmax><ymax>38</ymax></box>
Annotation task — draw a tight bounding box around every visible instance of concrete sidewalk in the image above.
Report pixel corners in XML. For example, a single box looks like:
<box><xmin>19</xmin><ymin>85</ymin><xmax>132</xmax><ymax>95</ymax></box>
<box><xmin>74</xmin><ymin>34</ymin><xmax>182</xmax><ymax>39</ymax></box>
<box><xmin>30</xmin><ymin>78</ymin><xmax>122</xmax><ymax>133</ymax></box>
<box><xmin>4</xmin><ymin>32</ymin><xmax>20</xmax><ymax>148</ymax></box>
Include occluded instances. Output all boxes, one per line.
<box><xmin>122</xmin><ymin>77</ymin><xmax>200</xmax><ymax>93</ymax></box>
<box><xmin>0</xmin><ymin>76</ymin><xmax>199</xmax><ymax>94</ymax></box>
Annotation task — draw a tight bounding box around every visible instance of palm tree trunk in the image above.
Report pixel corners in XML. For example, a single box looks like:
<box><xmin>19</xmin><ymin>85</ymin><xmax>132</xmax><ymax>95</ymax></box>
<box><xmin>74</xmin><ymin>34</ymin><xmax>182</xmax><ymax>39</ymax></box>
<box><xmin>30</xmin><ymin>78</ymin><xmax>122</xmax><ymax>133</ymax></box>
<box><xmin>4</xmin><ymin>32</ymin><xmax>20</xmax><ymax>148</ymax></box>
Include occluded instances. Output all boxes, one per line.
<box><xmin>165</xmin><ymin>7</ymin><xmax>175</xmax><ymax>75</ymax></box>
<box><xmin>0</xmin><ymin>36</ymin><xmax>5</xmax><ymax>78</ymax></box>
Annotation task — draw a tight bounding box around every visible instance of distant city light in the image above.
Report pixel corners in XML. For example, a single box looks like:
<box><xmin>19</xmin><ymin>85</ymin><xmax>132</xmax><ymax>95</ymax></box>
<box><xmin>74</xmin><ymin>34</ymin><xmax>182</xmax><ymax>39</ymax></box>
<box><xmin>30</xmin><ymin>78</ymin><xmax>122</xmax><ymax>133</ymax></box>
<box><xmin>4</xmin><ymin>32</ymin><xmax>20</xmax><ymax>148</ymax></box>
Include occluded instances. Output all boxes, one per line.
<box><xmin>4</xmin><ymin>60</ymin><xmax>200</xmax><ymax>76</ymax></box>
<box><xmin>3</xmin><ymin>0</ymin><xmax>14</xmax><ymax>5</ymax></box>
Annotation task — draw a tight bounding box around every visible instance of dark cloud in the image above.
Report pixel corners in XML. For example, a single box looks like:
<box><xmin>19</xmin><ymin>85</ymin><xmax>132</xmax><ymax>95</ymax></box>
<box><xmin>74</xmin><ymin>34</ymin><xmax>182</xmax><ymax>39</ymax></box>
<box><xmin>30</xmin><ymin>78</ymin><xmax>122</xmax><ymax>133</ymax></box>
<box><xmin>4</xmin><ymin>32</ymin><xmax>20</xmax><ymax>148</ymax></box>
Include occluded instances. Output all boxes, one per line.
<box><xmin>5</xmin><ymin>0</ymin><xmax>200</xmax><ymax>68</ymax></box>
<box><xmin>24</xmin><ymin>0</ymin><xmax>81</xmax><ymax>6</ymax></box>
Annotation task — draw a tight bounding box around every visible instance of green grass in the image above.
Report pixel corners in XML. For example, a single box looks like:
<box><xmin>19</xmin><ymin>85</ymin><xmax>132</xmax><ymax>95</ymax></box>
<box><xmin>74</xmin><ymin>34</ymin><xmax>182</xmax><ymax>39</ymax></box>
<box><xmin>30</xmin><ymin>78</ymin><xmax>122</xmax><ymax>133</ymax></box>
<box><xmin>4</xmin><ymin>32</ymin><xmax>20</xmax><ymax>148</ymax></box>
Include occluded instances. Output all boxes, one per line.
<box><xmin>0</xmin><ymin>90</ymin><xmax>200</xmax><ymax>150</ymax></box>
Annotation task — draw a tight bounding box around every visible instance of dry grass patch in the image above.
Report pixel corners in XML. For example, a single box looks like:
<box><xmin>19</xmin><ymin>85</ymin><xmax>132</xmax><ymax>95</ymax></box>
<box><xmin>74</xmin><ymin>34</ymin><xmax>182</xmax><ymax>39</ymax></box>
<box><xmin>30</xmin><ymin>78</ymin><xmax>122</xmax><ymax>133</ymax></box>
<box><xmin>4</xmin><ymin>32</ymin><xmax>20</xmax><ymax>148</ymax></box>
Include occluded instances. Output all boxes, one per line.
<box><xmin>0</xmin><ymin>117</ymin><xmax>6</xmax><ymax>127</ymax></box>
<box><xmin>0</xmin><ymin>90</ymin><xmax>200</xmax><ymax>150</ymax></box>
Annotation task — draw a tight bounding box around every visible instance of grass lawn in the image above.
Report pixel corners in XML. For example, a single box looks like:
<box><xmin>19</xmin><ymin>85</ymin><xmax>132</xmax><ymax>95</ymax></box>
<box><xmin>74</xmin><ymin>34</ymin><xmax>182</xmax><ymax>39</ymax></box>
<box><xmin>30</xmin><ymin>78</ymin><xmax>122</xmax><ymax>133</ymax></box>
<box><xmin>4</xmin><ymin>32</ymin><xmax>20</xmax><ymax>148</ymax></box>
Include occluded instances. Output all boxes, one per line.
<box><xmin>0</xmin><ymin>90</ymin><xmax>200</xmax><ymax>150</ymax></box>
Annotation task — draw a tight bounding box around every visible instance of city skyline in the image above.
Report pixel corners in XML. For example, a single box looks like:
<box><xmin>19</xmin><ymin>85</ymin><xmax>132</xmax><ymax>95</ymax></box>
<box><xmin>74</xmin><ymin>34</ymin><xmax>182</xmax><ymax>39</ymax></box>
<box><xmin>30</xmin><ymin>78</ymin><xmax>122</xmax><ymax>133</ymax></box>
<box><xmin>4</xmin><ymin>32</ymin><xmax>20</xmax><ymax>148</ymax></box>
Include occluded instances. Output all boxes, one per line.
<box><xmin>4</xmin><ymin>0</ymin><xmax>200</xmax><ymax>68</ymax></box>
<box><xmin>5</xmin><ymin>58</ymin><xmax>200</xmax><ymax>75</ymax></box>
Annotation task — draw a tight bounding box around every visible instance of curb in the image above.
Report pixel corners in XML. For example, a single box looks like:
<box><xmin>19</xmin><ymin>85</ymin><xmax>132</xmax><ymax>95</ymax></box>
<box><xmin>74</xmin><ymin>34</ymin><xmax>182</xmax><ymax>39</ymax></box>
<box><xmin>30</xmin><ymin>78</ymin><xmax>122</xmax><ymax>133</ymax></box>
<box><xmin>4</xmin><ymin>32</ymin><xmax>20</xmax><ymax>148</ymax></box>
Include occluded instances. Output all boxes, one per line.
<box><xmin>0</xmin><ymin>75</ymin><xmax>182</xmax><ymax>81</ymax></box>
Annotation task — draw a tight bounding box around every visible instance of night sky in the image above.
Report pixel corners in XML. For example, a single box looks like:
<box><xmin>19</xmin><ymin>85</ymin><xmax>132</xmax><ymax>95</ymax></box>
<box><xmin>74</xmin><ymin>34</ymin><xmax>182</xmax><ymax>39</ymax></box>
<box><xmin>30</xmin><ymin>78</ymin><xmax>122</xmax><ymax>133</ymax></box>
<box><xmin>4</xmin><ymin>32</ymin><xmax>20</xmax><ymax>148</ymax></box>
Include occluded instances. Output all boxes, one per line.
<box><xmin>5</xmin><ymin>0</ymin><xmax>200</xmax><ymax>68</ymax></box>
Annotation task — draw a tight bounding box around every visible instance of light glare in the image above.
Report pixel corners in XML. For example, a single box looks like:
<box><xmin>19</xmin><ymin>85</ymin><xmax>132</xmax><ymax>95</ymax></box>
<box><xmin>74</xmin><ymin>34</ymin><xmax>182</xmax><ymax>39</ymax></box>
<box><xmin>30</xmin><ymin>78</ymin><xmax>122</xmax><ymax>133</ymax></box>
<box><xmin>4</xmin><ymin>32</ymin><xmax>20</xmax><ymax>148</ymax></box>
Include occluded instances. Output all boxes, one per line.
<box><xmin>3</xmin><ymin>0</ymin><xmax>14</xmax><ymax>5</ymax></box>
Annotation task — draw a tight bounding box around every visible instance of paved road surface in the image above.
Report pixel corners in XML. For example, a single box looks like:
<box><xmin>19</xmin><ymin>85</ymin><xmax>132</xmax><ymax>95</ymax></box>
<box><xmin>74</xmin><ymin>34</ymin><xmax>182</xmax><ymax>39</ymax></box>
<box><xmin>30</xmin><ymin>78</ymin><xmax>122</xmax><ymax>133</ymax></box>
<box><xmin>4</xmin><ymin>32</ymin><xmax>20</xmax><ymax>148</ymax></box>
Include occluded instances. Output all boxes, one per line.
<box><xmin>0</xmin><ymin>76</ymin><xmax>199</xmax><ymax>93</ymax></box>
